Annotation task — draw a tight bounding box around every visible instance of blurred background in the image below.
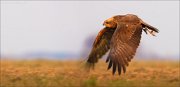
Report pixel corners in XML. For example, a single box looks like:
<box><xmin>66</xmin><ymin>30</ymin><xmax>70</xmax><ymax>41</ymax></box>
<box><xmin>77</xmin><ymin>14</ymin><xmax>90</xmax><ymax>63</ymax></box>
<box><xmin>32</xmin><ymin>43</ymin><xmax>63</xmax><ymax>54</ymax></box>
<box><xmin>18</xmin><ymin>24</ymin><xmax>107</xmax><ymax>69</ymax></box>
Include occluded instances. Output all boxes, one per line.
<box><xmin>1</xmin><ymin>1</ymin><xmax>179</xmax><ymax>60</ymax></box>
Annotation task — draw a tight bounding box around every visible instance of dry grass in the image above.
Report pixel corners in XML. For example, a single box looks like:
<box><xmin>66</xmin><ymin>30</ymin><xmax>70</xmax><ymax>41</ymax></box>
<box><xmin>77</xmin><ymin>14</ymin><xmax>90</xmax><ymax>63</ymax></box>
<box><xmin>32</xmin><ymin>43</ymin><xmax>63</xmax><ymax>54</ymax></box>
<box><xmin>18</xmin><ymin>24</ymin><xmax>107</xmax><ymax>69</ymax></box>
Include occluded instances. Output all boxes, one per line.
<box><xmin>0</xmin><ymin>59</ymin><xmax>179</xmax><ymax>87</ymax></box>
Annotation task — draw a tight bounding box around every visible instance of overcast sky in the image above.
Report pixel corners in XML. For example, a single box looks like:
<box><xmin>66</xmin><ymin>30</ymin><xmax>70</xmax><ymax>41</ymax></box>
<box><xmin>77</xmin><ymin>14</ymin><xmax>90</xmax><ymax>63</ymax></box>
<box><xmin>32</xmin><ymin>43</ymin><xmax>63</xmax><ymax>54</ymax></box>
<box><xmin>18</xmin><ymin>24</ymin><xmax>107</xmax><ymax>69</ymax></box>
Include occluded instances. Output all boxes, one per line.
<box><xmin>1</xmin><ymin>1</ymin><xmax>179</xmax><ymax>59</ymax></box>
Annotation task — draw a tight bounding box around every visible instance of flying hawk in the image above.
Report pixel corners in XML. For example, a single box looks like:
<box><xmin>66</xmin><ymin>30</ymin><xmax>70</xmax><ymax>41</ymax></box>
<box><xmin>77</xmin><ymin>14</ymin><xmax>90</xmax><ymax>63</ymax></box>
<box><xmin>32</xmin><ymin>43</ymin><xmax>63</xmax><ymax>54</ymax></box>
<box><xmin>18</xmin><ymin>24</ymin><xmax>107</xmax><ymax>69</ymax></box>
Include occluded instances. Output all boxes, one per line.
<box><xmin>86</xmin><ymin>14</ymin><xmax>159</xmax><ymax>75</ymax></box>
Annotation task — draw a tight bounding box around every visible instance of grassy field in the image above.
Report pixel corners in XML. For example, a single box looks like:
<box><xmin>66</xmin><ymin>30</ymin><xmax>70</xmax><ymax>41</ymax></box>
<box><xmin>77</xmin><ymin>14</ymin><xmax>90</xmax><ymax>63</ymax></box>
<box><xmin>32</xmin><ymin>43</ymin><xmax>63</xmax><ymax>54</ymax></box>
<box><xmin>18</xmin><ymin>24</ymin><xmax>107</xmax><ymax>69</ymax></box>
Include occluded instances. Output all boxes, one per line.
<box><xmin>0</xmin><ymin>59</ymin><xmax>179</xmax><ymax>87</ymax></box>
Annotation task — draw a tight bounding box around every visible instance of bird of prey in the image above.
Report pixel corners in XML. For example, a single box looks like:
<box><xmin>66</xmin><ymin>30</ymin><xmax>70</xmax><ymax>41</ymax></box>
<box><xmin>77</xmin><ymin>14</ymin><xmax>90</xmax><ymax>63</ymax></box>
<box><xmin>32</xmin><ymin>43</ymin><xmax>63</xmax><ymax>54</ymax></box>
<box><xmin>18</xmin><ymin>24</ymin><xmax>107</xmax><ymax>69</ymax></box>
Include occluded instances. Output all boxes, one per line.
<box><xmin>86</xmin><ymin>14</ymin><xmax>159</xmax><ymax>75</ymax></box>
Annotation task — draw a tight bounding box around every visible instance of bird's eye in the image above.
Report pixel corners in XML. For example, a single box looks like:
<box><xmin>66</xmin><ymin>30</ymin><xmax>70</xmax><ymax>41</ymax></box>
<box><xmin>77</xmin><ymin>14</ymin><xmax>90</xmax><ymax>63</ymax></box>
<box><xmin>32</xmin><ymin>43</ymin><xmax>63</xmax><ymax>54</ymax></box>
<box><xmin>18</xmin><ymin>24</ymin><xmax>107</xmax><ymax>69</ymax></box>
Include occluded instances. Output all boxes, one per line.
<box><xmin>106</xmin><ymin>21</ymin><xmax>110</xmax><ymax>24</ymax></box>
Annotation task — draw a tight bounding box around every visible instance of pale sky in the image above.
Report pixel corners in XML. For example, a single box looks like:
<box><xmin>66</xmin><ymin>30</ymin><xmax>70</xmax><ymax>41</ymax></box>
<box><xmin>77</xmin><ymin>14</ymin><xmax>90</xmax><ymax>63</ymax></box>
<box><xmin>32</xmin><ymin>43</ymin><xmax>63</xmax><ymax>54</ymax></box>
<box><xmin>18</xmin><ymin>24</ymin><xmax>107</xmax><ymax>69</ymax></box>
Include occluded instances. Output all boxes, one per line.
<box><xmin>1</xmin><ymin>1</ymin><xmax>179</xmax><ymax>59</ymax></box>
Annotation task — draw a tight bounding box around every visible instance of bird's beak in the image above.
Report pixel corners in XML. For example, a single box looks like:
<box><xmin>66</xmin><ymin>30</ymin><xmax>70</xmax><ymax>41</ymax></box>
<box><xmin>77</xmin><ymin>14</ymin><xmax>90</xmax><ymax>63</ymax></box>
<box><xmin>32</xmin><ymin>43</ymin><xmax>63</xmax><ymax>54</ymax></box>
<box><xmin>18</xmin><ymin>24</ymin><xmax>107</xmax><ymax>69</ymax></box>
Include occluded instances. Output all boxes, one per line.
<box><xmin>103</xmin><ymin>22</ymin><xmax>105</xmax><ymax>26</ymax></box>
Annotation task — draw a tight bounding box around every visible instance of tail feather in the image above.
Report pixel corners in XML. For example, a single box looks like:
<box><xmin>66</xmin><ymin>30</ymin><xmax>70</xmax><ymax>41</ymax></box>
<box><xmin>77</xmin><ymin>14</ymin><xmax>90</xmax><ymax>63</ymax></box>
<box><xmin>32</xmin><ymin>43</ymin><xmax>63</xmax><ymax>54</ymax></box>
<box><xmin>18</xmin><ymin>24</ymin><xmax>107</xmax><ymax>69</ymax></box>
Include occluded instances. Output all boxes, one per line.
<box><xmin>141</xmin><ymin>20</ymin><xmax>159</xmax><ymax>33</ymax></box>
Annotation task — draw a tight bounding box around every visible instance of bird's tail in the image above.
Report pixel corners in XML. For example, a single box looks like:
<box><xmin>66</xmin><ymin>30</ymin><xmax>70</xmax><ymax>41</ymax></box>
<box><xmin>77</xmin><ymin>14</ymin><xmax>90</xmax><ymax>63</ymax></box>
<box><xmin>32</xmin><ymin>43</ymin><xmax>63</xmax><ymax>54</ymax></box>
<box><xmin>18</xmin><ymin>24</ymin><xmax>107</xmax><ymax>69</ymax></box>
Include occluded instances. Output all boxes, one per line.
<box><xmin>141</xmin><ymin>20</ymin><xmax>159</xmax><ymax>36</ymax></box>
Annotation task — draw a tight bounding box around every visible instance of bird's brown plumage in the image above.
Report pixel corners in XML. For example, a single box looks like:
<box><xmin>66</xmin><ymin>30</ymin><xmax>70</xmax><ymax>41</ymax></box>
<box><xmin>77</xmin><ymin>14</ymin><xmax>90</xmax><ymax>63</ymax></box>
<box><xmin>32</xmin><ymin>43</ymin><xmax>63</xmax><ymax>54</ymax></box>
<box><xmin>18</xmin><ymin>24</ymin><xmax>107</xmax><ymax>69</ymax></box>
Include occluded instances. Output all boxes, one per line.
<box><xmin>86</xmin><ymin>14</ymin><xmax>159</xmax><ymax>75</ymax></box>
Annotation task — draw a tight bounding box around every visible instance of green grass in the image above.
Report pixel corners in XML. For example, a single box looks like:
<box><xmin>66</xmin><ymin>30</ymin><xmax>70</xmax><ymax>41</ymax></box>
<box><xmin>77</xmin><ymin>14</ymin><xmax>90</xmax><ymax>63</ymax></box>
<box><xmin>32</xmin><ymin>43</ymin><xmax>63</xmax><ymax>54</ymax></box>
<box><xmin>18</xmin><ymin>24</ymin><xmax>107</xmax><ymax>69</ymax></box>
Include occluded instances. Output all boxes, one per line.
<box><xmin>0</xmin><ymin>59</ymin><xmax>179</xmax><ymax>87</ymax></box>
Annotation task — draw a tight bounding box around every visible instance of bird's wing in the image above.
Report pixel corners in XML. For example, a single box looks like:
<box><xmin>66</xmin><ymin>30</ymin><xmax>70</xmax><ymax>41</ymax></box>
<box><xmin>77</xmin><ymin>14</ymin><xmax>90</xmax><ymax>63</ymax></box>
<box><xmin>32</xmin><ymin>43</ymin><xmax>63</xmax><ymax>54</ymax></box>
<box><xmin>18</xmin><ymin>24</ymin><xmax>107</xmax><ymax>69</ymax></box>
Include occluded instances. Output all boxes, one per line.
<box><xmin>86</xmin><ymin>27</ymin><xmax>115</xmax><ymax>69</ymax></box>
<box><xmin>106</xmin><ymin>23</ymin><xmax>142</xmax><ymax>75</ymax></box>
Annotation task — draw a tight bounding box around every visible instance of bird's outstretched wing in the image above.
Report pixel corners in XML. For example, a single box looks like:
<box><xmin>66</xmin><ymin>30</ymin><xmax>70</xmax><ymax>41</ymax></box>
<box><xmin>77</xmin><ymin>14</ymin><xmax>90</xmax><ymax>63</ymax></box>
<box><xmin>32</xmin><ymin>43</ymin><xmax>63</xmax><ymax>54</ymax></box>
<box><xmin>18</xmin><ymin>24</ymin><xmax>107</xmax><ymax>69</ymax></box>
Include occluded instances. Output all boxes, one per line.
<box><xmin>86</xmin><ymin>27</ymin><xmax>115</xmax><ymax>69</ymax></box>
<box><xmin>106</xmin><ymin>23</ymin><xmax>143</xmax><ymax>75</ymax></box>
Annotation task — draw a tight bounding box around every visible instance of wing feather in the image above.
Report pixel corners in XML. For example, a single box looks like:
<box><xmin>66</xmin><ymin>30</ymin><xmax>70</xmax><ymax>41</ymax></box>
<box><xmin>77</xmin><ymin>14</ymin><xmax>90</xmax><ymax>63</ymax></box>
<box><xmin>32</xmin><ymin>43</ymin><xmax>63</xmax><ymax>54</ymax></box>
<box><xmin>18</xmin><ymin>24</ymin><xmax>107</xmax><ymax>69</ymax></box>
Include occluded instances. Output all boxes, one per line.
<box><xmin>107</xmin><ymin>23</ymin><xmax>142</xmax><ymax>74</ymax></box>
<box><xmin>87</xmin><ymin>27</ymin><xmax>115</xmax><ymax>69</ymax></box>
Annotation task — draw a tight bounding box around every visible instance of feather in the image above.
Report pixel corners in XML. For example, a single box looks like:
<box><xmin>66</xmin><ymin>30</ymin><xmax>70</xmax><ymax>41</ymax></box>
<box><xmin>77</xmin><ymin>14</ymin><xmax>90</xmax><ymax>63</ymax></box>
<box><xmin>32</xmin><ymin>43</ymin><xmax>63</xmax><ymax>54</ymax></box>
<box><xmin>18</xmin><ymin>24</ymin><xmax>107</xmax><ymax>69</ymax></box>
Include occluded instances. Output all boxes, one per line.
<box><xmin>107</xmin><ymin>59</ymin><xmax>113</xmax><ymax>70</ymax></box>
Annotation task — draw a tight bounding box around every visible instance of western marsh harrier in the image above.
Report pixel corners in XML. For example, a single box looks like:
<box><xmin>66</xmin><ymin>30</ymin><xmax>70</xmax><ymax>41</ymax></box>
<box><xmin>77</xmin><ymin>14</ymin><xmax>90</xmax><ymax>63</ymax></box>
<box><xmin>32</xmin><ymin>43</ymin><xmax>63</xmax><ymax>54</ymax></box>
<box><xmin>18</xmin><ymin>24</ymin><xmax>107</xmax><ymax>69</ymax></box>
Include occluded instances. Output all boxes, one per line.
<box><xmin>86</xmin><ymin>14</ymin><xmax>159</xmax><ymax>75</ymax></box>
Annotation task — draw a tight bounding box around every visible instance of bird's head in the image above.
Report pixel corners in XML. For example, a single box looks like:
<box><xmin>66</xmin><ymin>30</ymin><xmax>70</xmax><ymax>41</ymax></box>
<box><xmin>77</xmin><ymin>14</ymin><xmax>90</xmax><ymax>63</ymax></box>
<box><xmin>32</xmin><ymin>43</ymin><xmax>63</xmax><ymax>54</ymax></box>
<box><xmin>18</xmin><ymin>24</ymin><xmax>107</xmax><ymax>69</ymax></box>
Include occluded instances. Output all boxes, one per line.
<box><xmin>103</xmin><ymin>17</ymin><xmax>117</xmax><ymax>28</ymax></box>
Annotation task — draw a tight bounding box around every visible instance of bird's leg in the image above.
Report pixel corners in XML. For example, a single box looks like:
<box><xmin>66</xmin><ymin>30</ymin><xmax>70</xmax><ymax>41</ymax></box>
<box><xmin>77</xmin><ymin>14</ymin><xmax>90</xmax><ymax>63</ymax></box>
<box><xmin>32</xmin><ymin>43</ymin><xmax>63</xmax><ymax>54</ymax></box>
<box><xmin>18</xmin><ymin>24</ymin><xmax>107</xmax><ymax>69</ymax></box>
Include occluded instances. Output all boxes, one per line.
<box><xmin>144</xmin><ymin>27</ymin><xmax>156</xmax><ymax>36</ymax></box>
<box><xmin>143</xmin><ymin>27</ymin><xmax>148</xmax><ymax>34</ymax></box>
<box><xmin>147</xmin><ymin>29</ymin><xmax>156</xmax><ymax>36</ymax></box>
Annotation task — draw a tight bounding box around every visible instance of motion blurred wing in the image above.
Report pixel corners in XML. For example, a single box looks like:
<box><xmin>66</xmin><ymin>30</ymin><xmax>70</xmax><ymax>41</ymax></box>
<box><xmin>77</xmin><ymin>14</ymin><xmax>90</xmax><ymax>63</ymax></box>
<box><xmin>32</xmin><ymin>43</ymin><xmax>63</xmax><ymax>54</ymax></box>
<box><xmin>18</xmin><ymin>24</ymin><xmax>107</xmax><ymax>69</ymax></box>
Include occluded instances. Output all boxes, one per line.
<box><xmin>87</xmin><ymin>27</ymin><xmax>115</xmax><ymax>69</ymax></box>
<box><xmin>107</xmin><ymin>23</ymin><xmax>143</xmax><ymax>75</ymax></box>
